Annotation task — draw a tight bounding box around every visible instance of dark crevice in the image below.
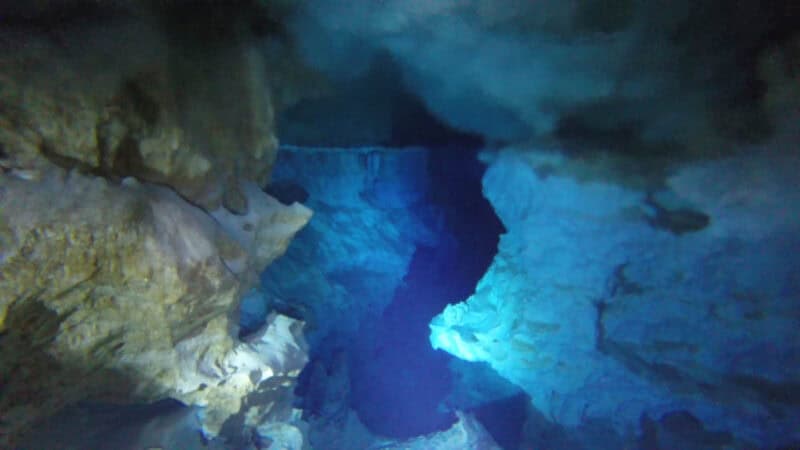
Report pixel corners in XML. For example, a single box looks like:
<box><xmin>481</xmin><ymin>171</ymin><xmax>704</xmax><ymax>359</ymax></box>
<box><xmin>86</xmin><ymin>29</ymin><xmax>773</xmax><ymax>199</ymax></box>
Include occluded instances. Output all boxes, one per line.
<box><xmin>593</xmin><ymin>298</ymin><xmax>608</xmax><ymax>354</ymax></box>
<box><xmin>119</xmin><ymin>78</ymin><xmax>161</xmax><ymax>128</ymax></box>
<box><xmin>727</xmin><ymin>374</ymin><xmax>800</xmax><ymax>407</ymax></box>
<box><xmin>644</xmin><ymin>192</ymin><xmax>711</xmax><ymax>235</ymax></box>
<box><xmin>0</xmin><ymin>2</ymin><xmax>131</xmax><ymax>31</ymax></box>
<box><xmin>385</xmin><ymin>90</ymin><xmax>485</xmax><ymax>149</ymax></box>
<box><xmin>279</xmin><ymin>144</ymin><xmax>510</xmax><ymax>442</ymax></box>
<box><xmin>596</xmin><ymin>262</ymin><xmax>798</xmax><ymax>425</ymax></box>
<box><xmin>279</xmin><ymin>53</ymin><xmax>486</xmax><ymax>150</ymax></box>
<box><xmin>264</xmin><ymin>181</ymin><xmax>309</xmax><ymax>205</ymax></box>
<box><xmin>348</xmin><ymin>147</ymin><xmax>504</xmax><ymax>438</ymax></box>
<box><xmin>38</xmin><ymin>141</ymin><xmax>103</xmax><ymax>176</ymax></box>
<box><xmin>595</xmin><ymin>262</ymin><xmax>642</xmax><ymax>353</ymax></box>
<box><xmin>111</xmin><ymin>136</ymin><xmax>148</xmax><ymax>178</ymax></box>
<box><xmin>470</xmin><ymin>393</ymin><xmax>530</xmax><ymax>449</ymax></box>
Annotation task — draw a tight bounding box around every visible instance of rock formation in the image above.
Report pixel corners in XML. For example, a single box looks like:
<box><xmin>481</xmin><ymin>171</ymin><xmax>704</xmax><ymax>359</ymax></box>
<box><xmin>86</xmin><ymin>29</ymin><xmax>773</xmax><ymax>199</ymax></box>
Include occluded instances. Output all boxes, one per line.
<box><xmin>261</xmin><ymin>146</ymin><xmax>439</xmax><ymax>342</ymax></box>
<box><xmin>0</xmin><ymin>5</ymin><xmax>312</xmax><ymax>446</ymax></box>
<box><xmin>430</xmin><ymin>148</ymin><xmax>800</xmax><ymax>447</ymax></box>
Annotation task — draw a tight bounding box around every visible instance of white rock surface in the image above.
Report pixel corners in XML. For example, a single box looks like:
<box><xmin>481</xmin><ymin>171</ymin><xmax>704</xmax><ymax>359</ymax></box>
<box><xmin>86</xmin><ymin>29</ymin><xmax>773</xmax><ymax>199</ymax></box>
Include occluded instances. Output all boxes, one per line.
<box><xmin>0</xmin><ymin>168</ymin><xmax>311</xmax><ymax>443</ymax></box>
<box><xmin>430</xmin><ymin>148</ymin><xmax>800</xmax><ymax>446</ymax></box>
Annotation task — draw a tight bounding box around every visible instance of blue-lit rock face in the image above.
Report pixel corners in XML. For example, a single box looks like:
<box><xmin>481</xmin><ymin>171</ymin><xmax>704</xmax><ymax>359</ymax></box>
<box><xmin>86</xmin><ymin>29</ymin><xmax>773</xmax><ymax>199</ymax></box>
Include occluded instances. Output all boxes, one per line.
<box><xmin>430</xmin><ymin>149</ymin><xmax>800</xmax><ymax>447</ymax></box>
<box><xmin>260</xmin><ymin>146</ymin><xmax>440</xmax><ymax>342</ymax></box>
<box><xmin>259</xmin><ymin>145</ymin><xmax>506</xmax><ymax>444</ymax></box>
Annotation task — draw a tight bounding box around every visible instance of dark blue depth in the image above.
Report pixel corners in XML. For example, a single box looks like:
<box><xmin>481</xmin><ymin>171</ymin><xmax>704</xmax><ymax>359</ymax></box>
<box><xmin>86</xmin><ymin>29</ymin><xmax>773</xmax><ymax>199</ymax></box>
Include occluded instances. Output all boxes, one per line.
<box><xmin>348</xmin><ymin>148</ymin><xmax>505</xmax><ymax>438</ymax></box>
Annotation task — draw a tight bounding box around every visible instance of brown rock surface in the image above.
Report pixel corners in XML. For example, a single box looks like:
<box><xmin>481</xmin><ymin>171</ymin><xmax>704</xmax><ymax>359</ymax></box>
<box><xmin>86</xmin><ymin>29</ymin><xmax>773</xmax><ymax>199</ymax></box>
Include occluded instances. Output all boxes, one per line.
<box><xmin>0</xmin><ymin>10</ymin><xmax>277</xmax><ymax>210</ymax></box>
<box><xmin>0</xmin><ymin>8</ymin><xmax>313</xmax><ymax>445</ymax></box>
<box><xmin>0</xmin><ymin>168</ymin><xmax>310</xmax><ymax>444</ymax></box>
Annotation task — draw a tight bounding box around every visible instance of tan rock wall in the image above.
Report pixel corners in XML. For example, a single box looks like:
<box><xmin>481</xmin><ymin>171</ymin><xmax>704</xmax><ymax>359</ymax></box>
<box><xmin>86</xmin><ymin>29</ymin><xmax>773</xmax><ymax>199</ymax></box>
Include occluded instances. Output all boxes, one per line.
<box><xmin>0</xmin><ymin>8</ymin><xmax>312</xmax><ymax>445</ymax></box>
<box><xmin>0</xmin><ymin>167</ymin><xmax>310</xmax><ymax>444</ymax></box>
<box><xmin>0</xmin><ymin>12</ymin><xmax>277</xmax><ymax>210</ymax></box>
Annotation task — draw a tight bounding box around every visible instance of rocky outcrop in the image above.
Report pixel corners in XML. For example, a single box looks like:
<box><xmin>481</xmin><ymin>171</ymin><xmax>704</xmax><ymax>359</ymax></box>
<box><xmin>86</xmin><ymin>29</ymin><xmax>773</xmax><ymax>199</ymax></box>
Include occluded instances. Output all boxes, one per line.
<box><xmin>14</xmin><ymin>314</ymin><xmax>309</xmax><ymax>450</ymax></box>
<box><xmin>430</xmin><ymin>148</ymin><xmax>800</xmax><ymax>447</ymax></box>
<box><xmin>0</xmin><ymin>168</ymin><xmax>310</xmax><ymax>444</ymax></box>
<box><xmin>0</xmin><ymin>8</ymin><xmax>312</xmax><ymax>445</ymax></box>
<box><xmin>261</xmin><ymin>146</ymin><xmax>440</xmax><ymax>342</ymax></box>
<box><xmin>0</xmin><ymin>6</ymin><xmax>276</xmax><ymax>210</ymax></box>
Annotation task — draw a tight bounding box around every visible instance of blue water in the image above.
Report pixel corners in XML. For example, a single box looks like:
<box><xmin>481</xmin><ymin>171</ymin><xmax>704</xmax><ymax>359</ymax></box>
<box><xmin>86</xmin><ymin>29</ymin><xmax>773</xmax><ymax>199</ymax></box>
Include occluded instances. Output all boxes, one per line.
<box><xmin>348</xmin><ymin>148</ymin><xmax>505</xmax><ymax>437</ymax></box>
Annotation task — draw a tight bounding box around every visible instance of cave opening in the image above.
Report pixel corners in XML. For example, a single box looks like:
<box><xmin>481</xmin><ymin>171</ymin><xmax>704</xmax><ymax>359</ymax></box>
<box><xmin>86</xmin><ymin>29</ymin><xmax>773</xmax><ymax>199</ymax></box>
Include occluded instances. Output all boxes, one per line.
<box><xmin>257</xmin><ymin>86</ymin><xmax>510</xmax><ymax>444</ymax></box>
<box><xmin>347</xmin><ymin>145</ymin><xmax>506</xmax><ymax>438</ymax></box>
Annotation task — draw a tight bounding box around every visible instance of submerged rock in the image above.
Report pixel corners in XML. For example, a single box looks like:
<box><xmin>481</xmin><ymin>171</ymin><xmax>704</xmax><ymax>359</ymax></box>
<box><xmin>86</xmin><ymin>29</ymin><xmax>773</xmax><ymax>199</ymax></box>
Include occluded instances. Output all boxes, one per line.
<box><xmin>373</xmin><ymin>411</ymin><xmax>501</xmax><ymax>450</ymax></box>
<box><xmin>0</xmin><ymin>169</ymin><xmax>310</xmax><ymax>445</ymax></box>
<box><xmin>0</xmin><ymin>6</ymin><xmax>314</xmax><ymax>446</ymax></box>
<box><xmin>262</xmin><ymin>146</ymin><xmax>439</xmax><ymax>343</ymax></box>
<box><xmin>0</xmin><ymin>8</ymin><xmax>277</xmax><ymax>210</ymax></box>
<box><xmin>430</xmin><ymin>148</ymin><xmax>800</xmax><ymax>447</ymax></box>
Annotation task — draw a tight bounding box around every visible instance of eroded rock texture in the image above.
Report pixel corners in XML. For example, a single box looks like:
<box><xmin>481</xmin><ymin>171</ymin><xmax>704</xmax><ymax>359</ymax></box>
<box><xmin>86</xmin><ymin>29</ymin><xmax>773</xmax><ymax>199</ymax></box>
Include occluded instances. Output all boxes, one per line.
<box><xmin>0</xmin><ymin>6</ymin><xmax>312</xmax><ymax>446</ymax></box>
<box><xmin>430</xmin><ymin>148</ymin><xmax>800</xmax><ymax>448</ymax></box>
<box><xmin>0</xmin><ymin>168</ymin><xmax>310</xmax><ymax>442</ymax></box>
<box><xmin>261</xmin><ymin>146</ymin><xmax>439</xmax><ymax>342</ymax></box>
<box><xmin>0</xmin><ymin>6</ymin><xmax>276</xmax><ymax>210</ymax></box>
